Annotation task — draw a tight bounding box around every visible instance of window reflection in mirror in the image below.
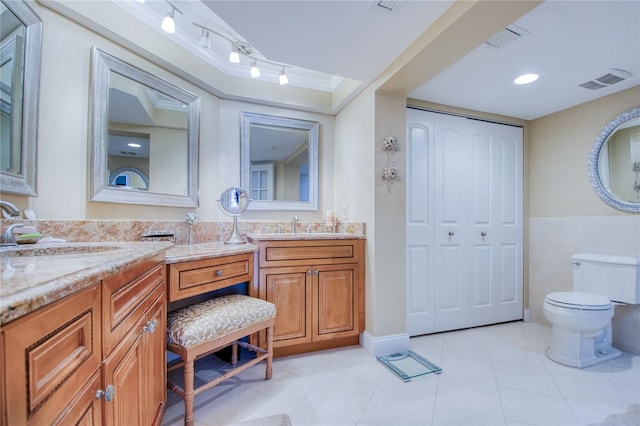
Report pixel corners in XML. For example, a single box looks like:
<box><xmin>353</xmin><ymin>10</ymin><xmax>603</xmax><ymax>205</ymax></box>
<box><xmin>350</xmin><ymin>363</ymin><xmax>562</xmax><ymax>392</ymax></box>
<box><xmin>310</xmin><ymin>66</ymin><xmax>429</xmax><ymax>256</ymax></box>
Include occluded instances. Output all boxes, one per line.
<box><xmin>0</xmin><ymin>0</ymin><xmax>41</xmax><ymax>196</ymax></box>
<box><xmin>241</xmin><ymin>112</ymin><xmax>319</xmax><ymax>211</ymax></box>
<box><xmin>90</xmin><ymin>47</ymin><xmax>199</xmax><ymax>207</ymax></box>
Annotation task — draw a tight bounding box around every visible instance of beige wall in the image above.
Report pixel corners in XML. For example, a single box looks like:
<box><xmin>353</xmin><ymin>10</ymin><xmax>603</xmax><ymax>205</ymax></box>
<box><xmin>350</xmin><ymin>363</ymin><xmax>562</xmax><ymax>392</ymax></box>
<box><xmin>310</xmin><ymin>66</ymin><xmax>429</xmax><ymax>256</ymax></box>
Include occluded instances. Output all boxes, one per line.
<box><xmin>6</xmin><ymin>2</ymin><xmax>335</xmax><ymax>223</ymax></box>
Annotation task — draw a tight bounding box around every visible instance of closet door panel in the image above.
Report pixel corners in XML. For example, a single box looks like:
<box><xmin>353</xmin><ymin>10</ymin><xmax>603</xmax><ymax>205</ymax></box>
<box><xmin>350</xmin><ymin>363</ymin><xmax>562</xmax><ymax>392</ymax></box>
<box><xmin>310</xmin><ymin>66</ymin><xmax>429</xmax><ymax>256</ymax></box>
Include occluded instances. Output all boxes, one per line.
<box><xmin>497</xmin><ymin>243</ymin><xmax>522</xmax><ymax>321</ymax></box>
<box><xmin>469</xmin><ymin>244</ymin><xmax>495</xmax><ymax>325</ymax></box>
<box><xmin>406</xmin><ymin>111</ymin><xmax>436</xmax><ymax>336</ymax></box>
<box><xmin>434</xmin><ymin>244</ymin><xmax>467</xmax><ymax>331</ymax></box>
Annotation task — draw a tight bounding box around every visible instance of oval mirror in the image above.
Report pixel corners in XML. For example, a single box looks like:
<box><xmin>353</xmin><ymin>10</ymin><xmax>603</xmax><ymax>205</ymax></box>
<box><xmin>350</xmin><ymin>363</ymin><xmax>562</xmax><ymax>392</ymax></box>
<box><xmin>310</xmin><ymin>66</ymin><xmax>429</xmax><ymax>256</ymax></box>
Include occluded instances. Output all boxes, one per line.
<box><xmin>218</xmin><ymin>187</ymin><xmax>249</xmax><ymax>244</ymax></box>
<box><xmin>588</xmin><ymin>107</ymin><xmax>640</xmax><ymax>213</ymax></box>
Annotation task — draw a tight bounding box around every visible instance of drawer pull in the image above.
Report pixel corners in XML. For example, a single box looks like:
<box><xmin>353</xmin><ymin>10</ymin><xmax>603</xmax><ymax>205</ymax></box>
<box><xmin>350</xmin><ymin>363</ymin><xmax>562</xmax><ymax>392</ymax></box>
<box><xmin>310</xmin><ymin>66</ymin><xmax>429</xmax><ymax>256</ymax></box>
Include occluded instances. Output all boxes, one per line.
<box><xmin>143</xmin><ymin>319</ymin><xmax>158</xmax><ymax>334</ymax></box>
<box><xmin>96</xmin><ymin>384</ymin><xmax>115</xmax><ymax>402</ymax></box>
<box><xmin>215</xmin><ymin>270</ymin><xmax>223</xmax><ymax>277</ymax></box>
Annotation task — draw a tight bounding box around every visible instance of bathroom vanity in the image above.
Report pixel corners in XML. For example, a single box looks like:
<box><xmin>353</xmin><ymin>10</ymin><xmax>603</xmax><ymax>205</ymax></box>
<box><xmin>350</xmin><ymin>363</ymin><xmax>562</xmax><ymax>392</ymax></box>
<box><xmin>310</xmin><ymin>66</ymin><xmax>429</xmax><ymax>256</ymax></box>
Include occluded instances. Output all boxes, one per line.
<box><xmin>0</xmin><ymin>242</ymin><xmax>171</xmax><ymax>426</ymax></box>
<box><xmin>248</xmin><ymin>234</ymin><xmax>366</xmax><ymax>357</ymax></box>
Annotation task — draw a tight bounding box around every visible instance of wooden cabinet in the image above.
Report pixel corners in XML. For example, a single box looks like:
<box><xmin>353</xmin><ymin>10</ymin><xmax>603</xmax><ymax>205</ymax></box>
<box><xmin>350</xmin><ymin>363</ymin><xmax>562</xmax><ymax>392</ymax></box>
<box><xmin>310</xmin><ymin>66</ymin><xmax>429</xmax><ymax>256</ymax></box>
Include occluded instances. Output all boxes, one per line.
<box><xmin>253</xmin><ymin>238</ymin><xmax>365</xmax><ymax>356</ymax></box>
<box><xmin>1</xmin><ymin>255</ymin><xmax>166</xmax><ymax>426</ymax></box>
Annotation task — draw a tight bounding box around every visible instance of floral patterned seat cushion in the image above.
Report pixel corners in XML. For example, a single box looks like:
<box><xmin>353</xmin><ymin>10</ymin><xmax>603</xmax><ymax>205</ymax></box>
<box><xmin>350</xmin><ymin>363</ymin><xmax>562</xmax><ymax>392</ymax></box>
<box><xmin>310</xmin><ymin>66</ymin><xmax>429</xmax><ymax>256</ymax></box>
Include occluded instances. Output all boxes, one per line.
<box><xmin>167</xmin><ymin>294</ymin><xmax>276</xmax><ymax>348</ymax></box>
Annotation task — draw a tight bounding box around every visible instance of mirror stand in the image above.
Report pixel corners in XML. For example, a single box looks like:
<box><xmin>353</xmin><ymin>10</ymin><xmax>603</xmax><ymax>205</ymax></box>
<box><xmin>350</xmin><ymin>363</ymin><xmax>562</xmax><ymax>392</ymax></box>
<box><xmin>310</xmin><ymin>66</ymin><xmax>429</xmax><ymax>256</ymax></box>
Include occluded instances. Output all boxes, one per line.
<box><xmin>217</xmin><ymin>187</ymin><xmax>250</xmax><ymax>244</ymax></box>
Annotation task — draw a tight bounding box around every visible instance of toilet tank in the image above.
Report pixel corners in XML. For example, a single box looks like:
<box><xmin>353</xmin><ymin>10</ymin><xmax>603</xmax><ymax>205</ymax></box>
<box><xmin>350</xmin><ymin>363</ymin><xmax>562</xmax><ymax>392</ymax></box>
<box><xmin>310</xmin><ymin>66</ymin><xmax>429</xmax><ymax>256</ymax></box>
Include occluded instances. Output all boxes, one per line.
<box><xmin>572</xmin><ymin>254</ymin><xmax>640</xmax><ymax>304</ymax></box>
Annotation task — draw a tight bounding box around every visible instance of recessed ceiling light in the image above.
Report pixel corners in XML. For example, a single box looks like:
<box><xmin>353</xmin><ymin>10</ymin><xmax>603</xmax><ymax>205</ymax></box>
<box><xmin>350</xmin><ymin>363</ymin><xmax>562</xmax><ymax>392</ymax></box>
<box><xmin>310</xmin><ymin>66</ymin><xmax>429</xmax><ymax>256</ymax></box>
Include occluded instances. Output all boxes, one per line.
<box><xmin>128</xmin><ymin>143</ymin><xmax>141</xmax><ymax>148</ymax></box>
<box><xmin>514</xmin><ymin>73</ymin><xmax>539</xmax><ymax>85</ymax></box>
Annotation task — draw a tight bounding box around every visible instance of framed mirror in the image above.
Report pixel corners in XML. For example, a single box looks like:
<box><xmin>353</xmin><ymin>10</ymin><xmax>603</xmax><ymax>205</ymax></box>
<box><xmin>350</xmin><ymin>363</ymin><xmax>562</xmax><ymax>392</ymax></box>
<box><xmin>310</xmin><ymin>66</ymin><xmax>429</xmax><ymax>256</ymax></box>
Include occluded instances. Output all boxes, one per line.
<box><xmin>588</xmin><ymin>107</ymin><xmax>640</xmax><ymax>213</ymax></box>
<box><xmin>0</xmin><ymin>0</ymin><xmax>42</xmax><ymax>196</ymax></box>
<box><xmin>240</xmin><ymin>112</ymin><xmax>319</xmax><ymax>211</ymax></box>
<box><xmin>89</xmin><ymin>47</ymin><xmax>200</xmax><ymax>207</ymax></box>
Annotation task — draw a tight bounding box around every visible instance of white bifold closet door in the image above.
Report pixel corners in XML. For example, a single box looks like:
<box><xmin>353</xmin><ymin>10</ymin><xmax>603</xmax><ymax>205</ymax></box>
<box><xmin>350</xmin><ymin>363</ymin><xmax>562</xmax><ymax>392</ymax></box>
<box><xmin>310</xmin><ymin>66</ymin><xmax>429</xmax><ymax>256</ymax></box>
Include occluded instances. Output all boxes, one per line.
<box><xmin>406</xmin><ymin>108</ymin><xmax>523</xmax><ymax>336</ymax></box>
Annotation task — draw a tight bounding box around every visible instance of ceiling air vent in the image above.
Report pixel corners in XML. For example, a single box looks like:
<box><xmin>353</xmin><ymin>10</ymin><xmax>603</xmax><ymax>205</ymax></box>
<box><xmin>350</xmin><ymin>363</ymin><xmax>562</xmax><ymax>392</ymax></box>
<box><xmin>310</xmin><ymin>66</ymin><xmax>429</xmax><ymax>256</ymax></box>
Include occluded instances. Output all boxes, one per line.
<box><xmin>579</xmin><ymin>68</ymin><xmax>632</xmax><ymax>90</ymax></box>
<box><xmin>484</xmin><ymin>25</ymin><xmax>529</xmax><ymax>49</ymax></box>
<box><xmin>371</xmin><ymin>0</ymin><xmax>404</xmax><ymax>14</ymax></box>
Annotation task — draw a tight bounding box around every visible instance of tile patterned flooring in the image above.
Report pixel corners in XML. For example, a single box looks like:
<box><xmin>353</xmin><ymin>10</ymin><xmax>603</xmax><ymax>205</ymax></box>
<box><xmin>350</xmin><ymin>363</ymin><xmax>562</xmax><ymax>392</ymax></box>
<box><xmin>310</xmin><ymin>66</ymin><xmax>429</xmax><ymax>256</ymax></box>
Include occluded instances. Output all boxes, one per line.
<box><xmin>162</xmin><ymin>321</ymin><xmax>640</xmax><ymax>426</ymax></box>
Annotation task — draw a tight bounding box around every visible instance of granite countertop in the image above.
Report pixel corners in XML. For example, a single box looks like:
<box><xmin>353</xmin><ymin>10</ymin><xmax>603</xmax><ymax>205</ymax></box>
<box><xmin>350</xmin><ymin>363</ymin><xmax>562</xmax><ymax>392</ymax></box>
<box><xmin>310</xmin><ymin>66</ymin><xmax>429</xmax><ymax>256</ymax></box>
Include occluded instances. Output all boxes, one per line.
<box><xmin>247</xmin><ymin>232</ymin><xmax>366</xmax><ymax>241</ymax></box>
<box><xmin>165</xmin><ymin>241</ymin><xmax>258</xmax><ymax>264</ymax></box>
<box><xmin>0</xmin><ymin>241</ymin><xmax>173</xmax><ymax>326</ymax></box>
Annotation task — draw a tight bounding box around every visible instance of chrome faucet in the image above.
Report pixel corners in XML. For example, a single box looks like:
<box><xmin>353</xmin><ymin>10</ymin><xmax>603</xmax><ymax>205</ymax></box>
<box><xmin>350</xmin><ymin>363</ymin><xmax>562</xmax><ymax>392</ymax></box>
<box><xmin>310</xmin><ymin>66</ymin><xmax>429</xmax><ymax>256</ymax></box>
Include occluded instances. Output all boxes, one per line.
<box><xmin>0</xmin><ymin>201</ymin><xmax>20</xmax><ymax>218</ymax></box>
<box><xmin>306</xmin><ymin>224</ymin><xmax>317</xmax><ymax>234</ymax></box>
<box><xmin>1</xmin><ymin>223</ymin><xmax>24</xmax><ymax>247</ymax></box>
<box><xmin>291</xmin><ymin>216</ymin><xmax>299</xmax><ymax>233</ymax></box>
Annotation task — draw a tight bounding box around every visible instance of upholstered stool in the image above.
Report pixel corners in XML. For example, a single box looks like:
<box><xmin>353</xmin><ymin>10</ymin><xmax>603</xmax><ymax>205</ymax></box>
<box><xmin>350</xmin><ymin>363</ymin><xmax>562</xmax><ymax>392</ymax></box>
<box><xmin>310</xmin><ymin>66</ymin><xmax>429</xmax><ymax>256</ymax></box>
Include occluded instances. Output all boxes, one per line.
<box><xmin>166</xmin><ymin>294</ymin><xmax>276</xmax><ymax>426</ymax></box>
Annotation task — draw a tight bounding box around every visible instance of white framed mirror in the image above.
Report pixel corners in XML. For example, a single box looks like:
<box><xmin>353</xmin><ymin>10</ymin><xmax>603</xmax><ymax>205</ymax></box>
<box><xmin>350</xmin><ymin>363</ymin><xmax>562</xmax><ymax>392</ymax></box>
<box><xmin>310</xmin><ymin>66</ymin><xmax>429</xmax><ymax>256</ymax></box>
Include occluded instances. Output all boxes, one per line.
<box><xmin>240</xmin><ymin>112</ymin><xmax>319</xmax><ymax>211</ymax></box>
<box><xmin>588</xmin><ymin>107</ymin><xmax>640</xmax><ymax>213</ymax></box>
<box><xmin>0</xmin><ymin>0</ymin><xmax>42</xmax><ymax>196</ymax></box>
<box><xmin>89</xmin><ymin>47</ymin><xmax>200</xmax><ymax>207</ymax></box>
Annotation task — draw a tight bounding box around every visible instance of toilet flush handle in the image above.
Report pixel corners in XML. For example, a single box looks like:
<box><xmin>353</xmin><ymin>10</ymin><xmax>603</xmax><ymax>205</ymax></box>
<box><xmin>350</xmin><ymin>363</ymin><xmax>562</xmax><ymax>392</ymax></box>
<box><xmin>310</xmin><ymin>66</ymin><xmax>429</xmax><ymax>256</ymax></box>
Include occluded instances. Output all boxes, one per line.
<box><xmin>572</xmin><ymin>260</ymin><xmax>581</xmax><ymax>267</ymax></box>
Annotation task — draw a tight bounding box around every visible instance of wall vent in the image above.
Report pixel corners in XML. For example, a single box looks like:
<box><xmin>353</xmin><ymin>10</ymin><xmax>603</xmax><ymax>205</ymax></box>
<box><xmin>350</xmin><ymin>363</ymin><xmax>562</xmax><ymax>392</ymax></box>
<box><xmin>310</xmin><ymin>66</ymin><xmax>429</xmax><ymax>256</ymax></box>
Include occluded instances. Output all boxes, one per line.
<box><xmin>484</xmin><ymin>25</ymin><xmax>529</xmax><ymax>49</ymax></box>
<box><xmin>579</xmin><ymin>68</ymin><xmax>632</xmax><ymax>90</ymax></box>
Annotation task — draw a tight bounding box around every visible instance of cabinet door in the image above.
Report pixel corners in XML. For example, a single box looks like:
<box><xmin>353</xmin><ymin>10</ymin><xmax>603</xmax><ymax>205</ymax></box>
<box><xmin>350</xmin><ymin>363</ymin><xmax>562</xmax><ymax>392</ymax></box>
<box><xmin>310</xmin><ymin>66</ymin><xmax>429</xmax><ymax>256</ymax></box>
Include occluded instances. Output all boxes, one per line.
<box><xmin>102</xmin><ymin>322</ymin><xmax>146</xmax><ymax>426</ymax></box>
<box><xmin>2</xmin><ymin>286</ymin><xmax>102</xmax><ymax>426</ymax></box>
<box><xmin>313</xmin><ymin>265</ymin><xmax>358</xmax><ymax>340</ymax></box>
<box><xmin>144</xmin><ymin>293</ymin><xmax>167</xmax><ymax>425</ymax></box>
<box><xmin>261</xmin><ymin>266</ymin><xmax>312</xmax><ymax>345</ymax></box>
<box><xmin>102</xmin><ymin>285</ymin><xmax>165</xmax><ymax>426</ymax></box>
<box><xmin>53</xmin><ymin>371</ymin><xmax>102</xmax><ymax>426</ymax></box>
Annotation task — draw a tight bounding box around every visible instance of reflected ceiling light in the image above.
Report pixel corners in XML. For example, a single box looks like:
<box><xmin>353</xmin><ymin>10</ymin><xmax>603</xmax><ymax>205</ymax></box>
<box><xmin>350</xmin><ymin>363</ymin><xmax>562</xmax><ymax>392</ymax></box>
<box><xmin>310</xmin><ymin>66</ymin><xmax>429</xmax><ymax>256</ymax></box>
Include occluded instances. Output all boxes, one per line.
<box><xmin>250</xmin><ymin>61</ymin><xmax>261</xmax><ymax>78</ymax></box>
<box><xmin>514</xmin><ymin>73</ymin><xmax>539</xmax><ymax>85</ymax></box>
<box><xmin>128</xmin><ymin>143</ymin><xmax>141</xmax><ymax>148</ymax></box>
<box><xmin>161</xmin><ymin>1</ymin><xmax>183</xmax><ymax>34</ymax></box>
<box><xmin>200</xmin><ymin>28</ymin><xmax>211</xmax><ymax>49</ymax></box>
<box><xmin>279</xmin><ymin>68</ymin><xmax>289</xmax><ymax>85</ymax></box>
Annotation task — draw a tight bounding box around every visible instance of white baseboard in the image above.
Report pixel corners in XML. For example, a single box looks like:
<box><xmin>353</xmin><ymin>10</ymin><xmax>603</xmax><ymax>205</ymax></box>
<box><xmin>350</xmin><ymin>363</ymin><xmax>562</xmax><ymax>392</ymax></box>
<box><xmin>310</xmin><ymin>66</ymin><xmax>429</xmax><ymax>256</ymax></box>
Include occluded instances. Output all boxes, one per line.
<box><xmin>360</xmin><ymin>331</ymin><xmax>410</xmax><ymax>357</ymax></box>
<box><xmin>524</xmin><ymin>308</ymin><xmax>531</xmax><ymax>322</ymax></box>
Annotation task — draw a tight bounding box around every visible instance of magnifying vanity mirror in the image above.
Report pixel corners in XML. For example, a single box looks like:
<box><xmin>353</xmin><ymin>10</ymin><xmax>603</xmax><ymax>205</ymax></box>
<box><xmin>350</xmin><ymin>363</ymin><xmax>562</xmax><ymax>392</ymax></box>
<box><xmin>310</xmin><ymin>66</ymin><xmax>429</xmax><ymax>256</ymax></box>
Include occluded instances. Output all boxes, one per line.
<box><xmin>89</xmin><ymin>47</ymin><xmax>200</xmax><ymax>207</ymax></box>
<box><xmin>588</xmin><ymin>107</ymin><xmax>640</xmax><ymax>213</ymax></box>
<box><xmin>240</xmin><ymin>112</ymin><xmax>319</xmax><ymax>211</ymax></box>
<box><xmin>218</xmin><ymin>187</ymin><xmax>250</xmax><ymax>244</ymax></box>
<box><xmin>0</xmin><ymin>0</ymin><xmax>42</xmax><ymax>196</ymax></box>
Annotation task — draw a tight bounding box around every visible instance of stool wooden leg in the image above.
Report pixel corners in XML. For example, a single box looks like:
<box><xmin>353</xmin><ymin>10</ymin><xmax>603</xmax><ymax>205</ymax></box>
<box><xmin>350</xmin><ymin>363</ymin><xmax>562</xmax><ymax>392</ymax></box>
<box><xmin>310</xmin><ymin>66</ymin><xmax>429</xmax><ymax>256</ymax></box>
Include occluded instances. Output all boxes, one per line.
<box><xmin>231</xmin><ymin>342</ymin><xmax>238</xmax><ymax>365</ymax></box>
<box><xmin>266</xmin><ymin>325</ymin><xmax>273</xmax><ymax>380</ymax></box>
<box><xmin>183</xmin><ymin>358</ymin><xmax>195</xmax><ymax>426</ymax></box>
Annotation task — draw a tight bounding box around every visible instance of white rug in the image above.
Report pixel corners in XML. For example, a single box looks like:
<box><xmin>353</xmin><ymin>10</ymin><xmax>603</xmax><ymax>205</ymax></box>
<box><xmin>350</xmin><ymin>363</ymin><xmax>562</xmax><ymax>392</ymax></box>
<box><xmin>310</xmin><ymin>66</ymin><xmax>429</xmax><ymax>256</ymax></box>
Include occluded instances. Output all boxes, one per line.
<box><xmin>227</xmin><ymin>414</ymin><xmax>292</xmax><ymax>426</ymax></box>
<box><xmin>590</xmin><ymin>404</ymin><xmax>640</xmax><ymax>426</ymax></box>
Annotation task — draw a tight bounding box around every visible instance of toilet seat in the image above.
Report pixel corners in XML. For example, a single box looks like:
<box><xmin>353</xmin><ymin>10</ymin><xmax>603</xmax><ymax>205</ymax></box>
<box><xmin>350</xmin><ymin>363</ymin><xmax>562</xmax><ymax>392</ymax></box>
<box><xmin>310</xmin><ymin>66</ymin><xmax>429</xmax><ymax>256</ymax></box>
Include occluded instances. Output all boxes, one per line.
<box><xmin>545</xmin><ymin>291</ymin><xmax>611</xmax><ymax>311</ymax></box>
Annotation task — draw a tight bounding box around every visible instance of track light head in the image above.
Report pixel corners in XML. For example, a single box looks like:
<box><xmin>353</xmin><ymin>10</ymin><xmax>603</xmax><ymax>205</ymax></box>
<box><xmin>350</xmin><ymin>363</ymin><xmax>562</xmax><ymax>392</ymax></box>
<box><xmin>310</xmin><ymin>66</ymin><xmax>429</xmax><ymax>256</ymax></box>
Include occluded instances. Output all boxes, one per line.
<box><xmin>161</xmin><ymin>1</ymin><xmax>182</xmax><ymax>34</ymax></box>
<box><xmin>279</xmin><ymin>68</ymin><xmax>289</xmax><ymax>85</ymax></box>
<box><xmin>250</xmin><ymin>61</ymin><xmax>261</xmax><ymax>78</ymax></box>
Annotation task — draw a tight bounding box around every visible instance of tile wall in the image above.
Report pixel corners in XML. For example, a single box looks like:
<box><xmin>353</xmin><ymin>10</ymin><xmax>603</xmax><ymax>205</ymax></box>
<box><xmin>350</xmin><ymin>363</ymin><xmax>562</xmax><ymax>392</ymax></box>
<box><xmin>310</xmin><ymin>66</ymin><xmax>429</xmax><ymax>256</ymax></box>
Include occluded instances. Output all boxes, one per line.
<box><xmin>529</xmin><ymin>215</ymin><xmax>640</xmax><ymax>354</ymax></box>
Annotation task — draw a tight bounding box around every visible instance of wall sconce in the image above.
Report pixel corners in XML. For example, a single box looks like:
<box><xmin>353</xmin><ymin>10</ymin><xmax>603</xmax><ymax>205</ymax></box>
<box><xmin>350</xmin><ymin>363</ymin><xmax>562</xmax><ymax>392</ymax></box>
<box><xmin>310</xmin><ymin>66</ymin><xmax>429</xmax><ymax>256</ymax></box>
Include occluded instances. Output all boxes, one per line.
<box><xmin>382</xmin><ymin>135</ymin><xmax>401</xmax><ymax>194</ymax></box>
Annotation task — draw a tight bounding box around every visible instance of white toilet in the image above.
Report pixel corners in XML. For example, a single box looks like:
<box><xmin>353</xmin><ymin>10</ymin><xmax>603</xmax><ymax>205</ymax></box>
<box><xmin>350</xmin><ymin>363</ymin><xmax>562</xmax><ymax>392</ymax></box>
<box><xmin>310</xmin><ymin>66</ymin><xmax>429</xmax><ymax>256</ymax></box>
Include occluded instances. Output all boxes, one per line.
<box><xmin>543</xmin><ymin>253</ymin><xmax>640</xmax><ymax>368</ymax></box>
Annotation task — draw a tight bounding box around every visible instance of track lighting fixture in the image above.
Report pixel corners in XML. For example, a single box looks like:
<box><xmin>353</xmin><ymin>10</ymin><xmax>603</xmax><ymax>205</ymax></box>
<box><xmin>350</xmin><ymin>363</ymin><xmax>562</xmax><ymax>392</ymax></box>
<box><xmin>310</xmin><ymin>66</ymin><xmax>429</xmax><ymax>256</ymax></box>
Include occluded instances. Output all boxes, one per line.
<box><xmin>161</xmin><ymin>1</ymin><xmax>183</xmax><ymax>34</ymax></box>
<box><xmin>279</xmin><ymin>68</ymin><xmax>289</xmax><ymax>85</ymax></box>
<box><xmin>190</xmin><ymin>22</ymin><xmax>290</xmax><ymax>84</ymax></box>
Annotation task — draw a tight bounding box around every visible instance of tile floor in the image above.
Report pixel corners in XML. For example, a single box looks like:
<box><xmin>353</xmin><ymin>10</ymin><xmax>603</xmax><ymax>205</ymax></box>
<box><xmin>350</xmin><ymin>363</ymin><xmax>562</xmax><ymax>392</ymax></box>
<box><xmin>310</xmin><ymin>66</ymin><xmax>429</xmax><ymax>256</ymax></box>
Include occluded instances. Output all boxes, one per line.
<box><xmin>162</xmin><ymin>321</ymin><xmax>640</xmax><ymax>426</ymax></box>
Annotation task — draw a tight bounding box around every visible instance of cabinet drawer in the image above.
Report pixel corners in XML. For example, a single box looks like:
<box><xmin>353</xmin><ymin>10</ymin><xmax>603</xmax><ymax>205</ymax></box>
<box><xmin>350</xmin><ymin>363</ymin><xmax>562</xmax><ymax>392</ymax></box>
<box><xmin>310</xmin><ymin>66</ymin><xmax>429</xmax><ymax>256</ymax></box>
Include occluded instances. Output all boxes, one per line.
<box><xmin>259</xmin><ymin>240</ymin><xmax>362</xmax><ymax>267</ymax></box>
<box><xmin>2</xmin><ymin>285</ymin><xmax>102</xmax><ymax>425</ymax></box>
<box><xmin>167</xmin><ymin>252</ymin><xmax>253</xmax><ymax>302</ymax></box>
<box><xmin>102</xmin><ymin>255</ymin><xmax>165</xmax><ymax>355</ymax></box>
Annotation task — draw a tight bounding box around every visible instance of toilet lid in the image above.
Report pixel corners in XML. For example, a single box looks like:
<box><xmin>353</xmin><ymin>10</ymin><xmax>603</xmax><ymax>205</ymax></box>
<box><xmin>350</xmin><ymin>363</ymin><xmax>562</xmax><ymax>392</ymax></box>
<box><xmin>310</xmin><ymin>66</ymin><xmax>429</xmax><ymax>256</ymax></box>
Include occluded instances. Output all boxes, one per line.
<box><xmin>545</xmin><ymin>291</ymin><xmax>612</xmax><ymax>311</ymax></box>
